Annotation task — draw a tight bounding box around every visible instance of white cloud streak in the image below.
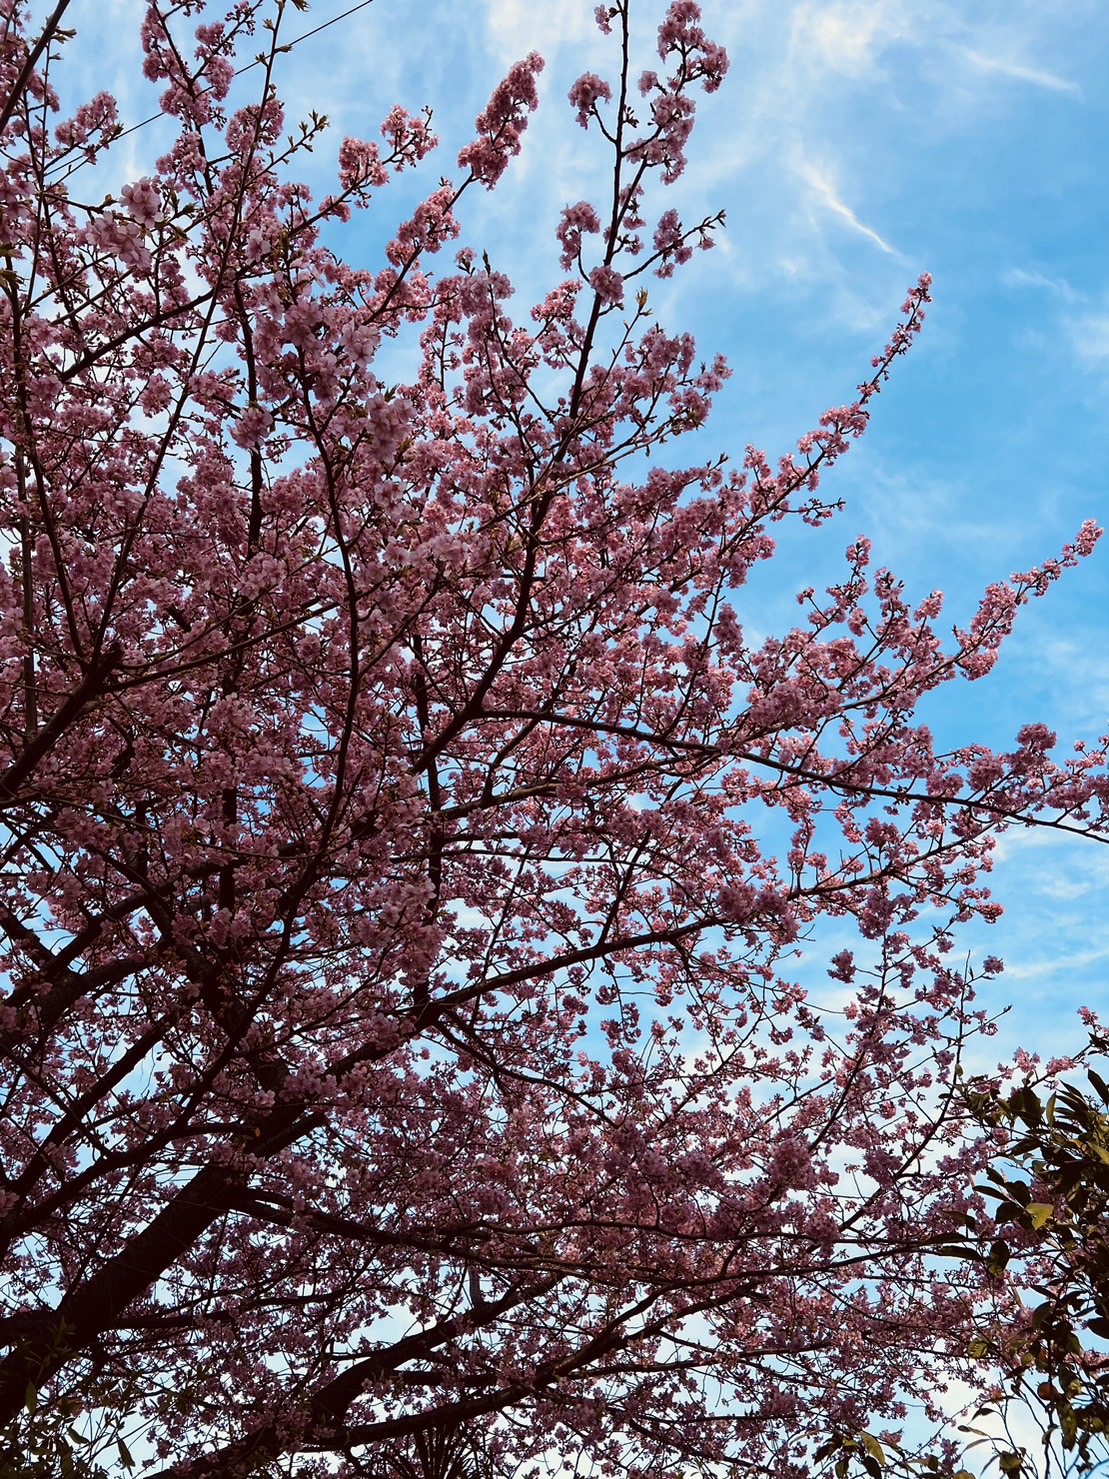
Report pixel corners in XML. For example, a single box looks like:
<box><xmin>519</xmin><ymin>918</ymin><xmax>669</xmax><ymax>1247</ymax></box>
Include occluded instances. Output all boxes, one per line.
<box><xmin>796</xmin><ymin>158</ymin><xmax>897</xmax><ymax>254</ymax></box>
<box><xmin>962</xmin><ymin>47</ymin><xmax>1082</xmax><ymax>96</ymax></box>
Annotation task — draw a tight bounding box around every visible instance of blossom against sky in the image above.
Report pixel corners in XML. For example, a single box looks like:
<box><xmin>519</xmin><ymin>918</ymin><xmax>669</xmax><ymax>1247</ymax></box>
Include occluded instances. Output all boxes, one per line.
<box><xmin>85</xmin><ymin>0</ymin><xmax>1109</xmax><ymax>1061</ymax></box>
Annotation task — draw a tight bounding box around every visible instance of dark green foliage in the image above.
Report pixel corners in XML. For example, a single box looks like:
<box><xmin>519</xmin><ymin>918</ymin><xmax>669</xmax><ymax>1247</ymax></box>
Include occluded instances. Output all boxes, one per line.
<box><xmin>958</xmin><ymin>1034</ymin><xmax>1109</xmax><ymax>1476</ymax></box>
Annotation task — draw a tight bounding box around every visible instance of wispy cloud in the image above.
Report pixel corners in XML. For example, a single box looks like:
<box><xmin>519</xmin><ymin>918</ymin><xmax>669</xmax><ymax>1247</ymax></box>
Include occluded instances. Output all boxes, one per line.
<box><xmin>1002</xmin><ymin>267</ymin><xmax>1080</xmax><ymax>301</ymax></box>
<box><xmin>791</xmin><ymin>0</ymin><xmax>905</xmax><ymax>77</ymax></box>
<box><xmin>963</xmin><ymin>47</ymin><xmax>1082</xmax><ymax>97</ymax></box>
<box><xmin>1064</xmin><ymin>310</ymin><xmax>1109</xmax><ymax>365</ymax></box>
<box><xmin>796</xmin><ymin>158</ymin><xmax>897</xmax><ymax>254</ymax></box>
<box><xmin>1003</xmin><ymin>944</ymin><xmax>1109</xmax><ymax>983</ymax></box>
<box><xmin>483</xmin><ymin>0</ymin><xmax>595</xmax><ymax>66</ymax></box>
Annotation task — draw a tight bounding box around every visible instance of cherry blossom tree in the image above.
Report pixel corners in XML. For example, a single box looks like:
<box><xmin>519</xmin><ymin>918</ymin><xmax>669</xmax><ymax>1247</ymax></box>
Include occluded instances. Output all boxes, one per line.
<box><xmin>0</xmin><ymin>0</ymin><xmax>1106</xmax><ymax>1475</ymax></box>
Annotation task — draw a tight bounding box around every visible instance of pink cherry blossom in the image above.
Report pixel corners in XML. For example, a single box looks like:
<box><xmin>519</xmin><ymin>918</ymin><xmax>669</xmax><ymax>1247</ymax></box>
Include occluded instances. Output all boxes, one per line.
<box><xmin>120</xmin><ymin>176</ymin><xmax>164</xmax><ymax>228</ymax></box>
<box><xmin>589</xmin><ymin>262</ymin><xmax>625</xmax><ymax>306</ymax></box>
<box><xmin>568</xmin><ymin>71</ymin><xmax>613</xmax><ymax>128</ymax></box>
<box><xmin>231</xmin><ymin>403</ymin><xmax>274</xmax><ymax>450</ymax></box>
<box><xmin>556</xmin><ymin>200</ymin><xmax>602</xmax><ymax>269</ymax></box>
<box><xmin>458</xmin><ymin>53</ymin><xmax>544</xmax><ymax>187</ymax></box>
<box><xmin>0</xmin><ymin>3</ymin><xmax>1103</xmax><ymax>1477</ymax></box>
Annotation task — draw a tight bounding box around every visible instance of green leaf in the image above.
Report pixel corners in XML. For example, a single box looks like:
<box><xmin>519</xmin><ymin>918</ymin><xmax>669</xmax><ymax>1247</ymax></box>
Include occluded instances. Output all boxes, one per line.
<box><xmin>1061</xmin><ymin>1405</ymin><xmax>1078</xmax><ymax>1448</ymax></box>
<box><xmin>861</xmin><ymin>1434</ymin><xmax>886</xmax><ymax>1467</ymax></box>
<box><xmin>988</xmin><ymin>1238</ymin><xmax>1011</xmax><ymax>1275</ymax></box>
<box><xmin>1016</xmin><ymin>1087</ymin><xmax>1043</xmax><ymax>1127</ymax></box>
<box><xmin>991</xmin><ymin>1200</ymin><xmax>1024</xmax><ymax>1226</ymax></box>
<box><xmin>1027</xmin><ymin>1202</ymin><xmax>1054</xmax><ymax>1230</ymax></box>
<box><xmin>118</xmin><ymin>1439</ymin><xmax>135</xmax><ymax>1470</ymax></box>
<box><xmin>24</xmin><ymin>1382</ymin><xmax>37</xmax><ymax>1414</ymax></box>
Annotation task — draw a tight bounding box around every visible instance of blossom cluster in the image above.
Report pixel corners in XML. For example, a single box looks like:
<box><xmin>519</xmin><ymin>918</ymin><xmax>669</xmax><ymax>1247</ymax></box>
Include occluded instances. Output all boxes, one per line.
<box><xmin>458</xmin><ymin>53</ymin><xmax>544</xmax><ymax>187</ymax></box>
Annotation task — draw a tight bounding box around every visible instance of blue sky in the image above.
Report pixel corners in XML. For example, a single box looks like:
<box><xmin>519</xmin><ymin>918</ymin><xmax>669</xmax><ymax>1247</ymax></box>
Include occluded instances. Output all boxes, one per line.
<box><xmin>91</xmin><ymin>0</ymin><xmax>1109</xmax><ymax>1067</ymax></box>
